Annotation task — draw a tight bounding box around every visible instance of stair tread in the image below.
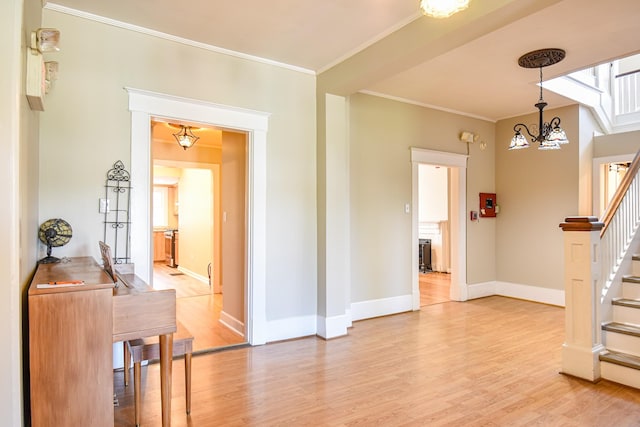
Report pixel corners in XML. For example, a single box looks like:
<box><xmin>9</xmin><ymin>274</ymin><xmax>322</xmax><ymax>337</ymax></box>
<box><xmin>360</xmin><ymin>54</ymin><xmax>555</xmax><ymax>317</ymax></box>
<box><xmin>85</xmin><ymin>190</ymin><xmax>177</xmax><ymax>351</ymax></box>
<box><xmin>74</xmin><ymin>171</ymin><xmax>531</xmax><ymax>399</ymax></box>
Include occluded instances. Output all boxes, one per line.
<box><xmin>622</xmin><ymin>275</ymin><xmax>640</xmax><ymax>284</ymax></box>
<box><xmin>602</xmin><ymin>321</ymin><xmax>640</xmax><ymax>336</ymax></box>
<box><xmin>633</xmin><ymin>254</ymin><xmax>640</xmax><ymax>261</ymax></box>
<box><xmin>600</xmin><ymin>350</ymin><xmax>640</xmax><ymax>370</ymax></box>
<box><xmin>612</xmin><ymin>298</ymin><xmax>640</xmax><ymax>308</ymax></box>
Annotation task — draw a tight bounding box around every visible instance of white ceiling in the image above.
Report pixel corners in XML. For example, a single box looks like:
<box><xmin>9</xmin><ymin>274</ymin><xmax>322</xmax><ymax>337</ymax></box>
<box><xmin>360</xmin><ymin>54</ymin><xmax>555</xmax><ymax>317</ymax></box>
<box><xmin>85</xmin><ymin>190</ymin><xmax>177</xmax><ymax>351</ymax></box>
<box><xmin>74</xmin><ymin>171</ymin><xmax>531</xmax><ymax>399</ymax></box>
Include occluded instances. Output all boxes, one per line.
<box><xmin>48</xmin><ymin>0</ymin><xmax>640</xmax><ymax>121</ymax></box>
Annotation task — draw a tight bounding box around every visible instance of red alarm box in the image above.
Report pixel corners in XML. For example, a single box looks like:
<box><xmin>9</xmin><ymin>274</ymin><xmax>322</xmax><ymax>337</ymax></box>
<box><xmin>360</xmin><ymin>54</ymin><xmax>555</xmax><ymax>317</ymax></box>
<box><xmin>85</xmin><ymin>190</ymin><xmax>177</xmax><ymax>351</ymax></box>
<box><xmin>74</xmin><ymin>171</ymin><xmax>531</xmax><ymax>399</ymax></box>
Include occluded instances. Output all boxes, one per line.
<box><xmin>479</xmin><ymin>193</ymin><xmax>497</xmax><ymax>217</ymax></box>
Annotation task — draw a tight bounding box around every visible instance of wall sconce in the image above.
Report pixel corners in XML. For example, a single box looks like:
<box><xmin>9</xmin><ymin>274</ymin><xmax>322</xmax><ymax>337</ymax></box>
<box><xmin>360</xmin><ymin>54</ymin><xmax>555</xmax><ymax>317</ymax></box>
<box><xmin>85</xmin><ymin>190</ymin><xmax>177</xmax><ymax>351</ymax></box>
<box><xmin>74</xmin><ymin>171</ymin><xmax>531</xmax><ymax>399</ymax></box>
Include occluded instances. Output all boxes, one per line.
<box><xmin>460</xmin><ymin>131</ymin><xmax>487</xmax><ymax>150</ymax></box>
<box><xmin>31</xmin><ymin>28</ymin><xmax>60</xmax><ymax>53</ymax></box>
<box><xmin>460</xmin><ymin>131</ymin><xmax>478</xmax><ymax>144</ymax></box>
<box><xmin>26</xmin><ymin>28</ymin><xmax>61</xmax><ymax>111</ymax></box>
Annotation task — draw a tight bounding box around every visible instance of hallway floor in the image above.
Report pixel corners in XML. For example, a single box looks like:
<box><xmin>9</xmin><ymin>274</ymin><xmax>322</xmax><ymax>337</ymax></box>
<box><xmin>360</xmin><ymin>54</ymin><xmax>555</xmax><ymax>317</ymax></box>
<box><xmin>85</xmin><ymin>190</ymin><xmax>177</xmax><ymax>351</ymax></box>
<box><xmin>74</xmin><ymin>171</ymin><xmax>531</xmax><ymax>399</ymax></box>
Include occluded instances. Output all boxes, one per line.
<box><xmin>420</xmin><ymin>271</ymin><xmax>450</xmax><ymax>306</ymax></box>
<box><xmin>153</xmin><ymin>262</ymin><xmax>245</xmax><ymax>352</ymax></box>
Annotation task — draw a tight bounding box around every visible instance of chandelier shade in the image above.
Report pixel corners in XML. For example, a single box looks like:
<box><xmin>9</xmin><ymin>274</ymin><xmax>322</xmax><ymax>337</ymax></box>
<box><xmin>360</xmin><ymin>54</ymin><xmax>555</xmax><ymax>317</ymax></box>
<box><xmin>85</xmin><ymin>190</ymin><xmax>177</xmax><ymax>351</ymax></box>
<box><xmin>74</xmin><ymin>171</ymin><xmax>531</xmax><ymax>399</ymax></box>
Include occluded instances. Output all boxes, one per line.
<box><xmin>172</xmin><ymin>125</ymin><xmax>199</xmax><ymax>150</ymax></box>
<box><xmin>419</xmin><ymin>0</ymin><xmax>470</xmax><ymax>18</ymax></box>
<box><xmin>509</xmin><ymin>48</ymin><xmax>569</xmax><ymax>151</ymax></box>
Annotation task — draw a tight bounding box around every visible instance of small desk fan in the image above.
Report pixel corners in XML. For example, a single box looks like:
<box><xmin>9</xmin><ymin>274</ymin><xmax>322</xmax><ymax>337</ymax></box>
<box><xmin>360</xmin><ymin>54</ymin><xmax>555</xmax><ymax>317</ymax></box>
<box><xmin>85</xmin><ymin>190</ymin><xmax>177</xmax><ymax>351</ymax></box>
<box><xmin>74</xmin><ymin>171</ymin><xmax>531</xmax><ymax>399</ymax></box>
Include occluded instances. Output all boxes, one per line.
<box><xmin>38</xmin><ymin>218</ymin><xmax>72</xmax><ymax>264</ymax></box>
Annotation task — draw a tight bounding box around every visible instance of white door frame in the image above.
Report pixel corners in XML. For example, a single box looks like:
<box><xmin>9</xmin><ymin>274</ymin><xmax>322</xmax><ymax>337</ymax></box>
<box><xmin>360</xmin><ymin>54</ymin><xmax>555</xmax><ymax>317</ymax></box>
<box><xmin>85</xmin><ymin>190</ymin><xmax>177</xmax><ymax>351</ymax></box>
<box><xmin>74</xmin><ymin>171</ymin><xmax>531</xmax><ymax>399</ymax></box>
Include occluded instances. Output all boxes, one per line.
<box><xmin>411</xmin><ymin>148</ymin><xmax>468</xmax><ymax>308</ymax></box>
<box><xmin>126</xmin><ymin>87</ymin><xmax>269</xmax><ymax>345</ymax></box>
<box><xmin>592</xmin><ymin>154</ymin><xmax>634</xmax><ymax>218</ymax></box>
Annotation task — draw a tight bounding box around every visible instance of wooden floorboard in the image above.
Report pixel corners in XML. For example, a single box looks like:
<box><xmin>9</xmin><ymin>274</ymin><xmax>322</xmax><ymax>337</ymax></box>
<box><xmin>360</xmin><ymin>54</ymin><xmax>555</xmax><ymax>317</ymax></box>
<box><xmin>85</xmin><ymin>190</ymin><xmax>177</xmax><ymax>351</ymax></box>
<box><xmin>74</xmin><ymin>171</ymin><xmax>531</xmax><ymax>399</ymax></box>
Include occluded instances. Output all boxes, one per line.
<box><xmin>419</xmin><ymin>271</ymin><xmax>450</xmax><ymax>306</ymax></box>
<box><xmin>153</xmin><ymin>262</ymin><xmax>245</xmax><ymax>352</ymax></box>
<box><xmin>176</xmin><ymin>294</ymin><xmax>245</xmax><ymax>352</ymax></box>
<box><xmin>153</xmin><ymin>262</ymin><xmax>211</xmax><ymax>299</ymax></box>
<box><xmin>114</xmin><ymin>296</ymin><xmax>640</xmax><ymax>426</ymax></box>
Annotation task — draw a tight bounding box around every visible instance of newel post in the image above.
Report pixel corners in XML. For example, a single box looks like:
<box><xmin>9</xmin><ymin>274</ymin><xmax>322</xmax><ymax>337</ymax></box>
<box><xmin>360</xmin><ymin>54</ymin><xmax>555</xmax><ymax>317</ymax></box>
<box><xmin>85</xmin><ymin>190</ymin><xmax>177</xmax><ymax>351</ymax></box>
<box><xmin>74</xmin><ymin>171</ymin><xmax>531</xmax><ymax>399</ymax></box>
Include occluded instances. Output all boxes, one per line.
<box><xmin>559</xmin><ymin>216</ymin><xmax>605</xmax><ymax>381</ymax></box>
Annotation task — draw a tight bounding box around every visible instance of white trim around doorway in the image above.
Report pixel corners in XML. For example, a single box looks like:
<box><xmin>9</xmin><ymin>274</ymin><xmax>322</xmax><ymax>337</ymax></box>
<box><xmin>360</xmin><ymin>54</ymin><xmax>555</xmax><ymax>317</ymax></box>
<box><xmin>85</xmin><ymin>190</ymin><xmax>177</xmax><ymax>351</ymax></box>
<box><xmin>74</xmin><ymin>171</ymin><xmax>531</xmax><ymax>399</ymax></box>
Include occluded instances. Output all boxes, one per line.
<box><xmin>410</xmin><ymin>147</ymin><xmax>468</xmax><ymax>308</ymax></box>
<box><xmin>126</xmin><ymin>87</ymin><xmax>269</xmax><ymax>345</ymax></box>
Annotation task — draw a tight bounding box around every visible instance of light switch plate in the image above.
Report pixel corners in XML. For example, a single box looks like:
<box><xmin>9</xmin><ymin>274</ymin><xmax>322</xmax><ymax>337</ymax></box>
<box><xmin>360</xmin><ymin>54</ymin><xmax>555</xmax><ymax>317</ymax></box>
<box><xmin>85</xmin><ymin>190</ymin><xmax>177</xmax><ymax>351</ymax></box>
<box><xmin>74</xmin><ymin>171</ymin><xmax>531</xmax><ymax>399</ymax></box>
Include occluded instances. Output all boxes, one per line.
<box><xmin>99</xmin><ymin>198</ymin><xmax>110</xmax><ymax>213</ymax></box>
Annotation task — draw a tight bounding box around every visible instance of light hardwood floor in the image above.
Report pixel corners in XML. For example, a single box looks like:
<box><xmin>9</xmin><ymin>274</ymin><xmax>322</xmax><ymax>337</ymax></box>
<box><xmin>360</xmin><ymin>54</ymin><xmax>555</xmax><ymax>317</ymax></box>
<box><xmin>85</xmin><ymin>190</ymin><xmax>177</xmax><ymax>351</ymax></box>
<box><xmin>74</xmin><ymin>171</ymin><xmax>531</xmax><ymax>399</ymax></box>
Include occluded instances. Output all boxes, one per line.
<box><xmin>114</xmin><ymin>296</ymin><xmax>640</xmax><ymax>426</ymax></box>
<box><xmin>153</xmin><ymin>262</ymin><xmax>245</xmax><ymax>352</ymax></box>
<box><xmin>419</xmin><ymin>271</ymin><xmax>450</xmax><ymax>306</ymax></box>
<box><xmin>153</xmin><ymin>262</ymin><xmax>211</xmax><ymax>299</ymax></box>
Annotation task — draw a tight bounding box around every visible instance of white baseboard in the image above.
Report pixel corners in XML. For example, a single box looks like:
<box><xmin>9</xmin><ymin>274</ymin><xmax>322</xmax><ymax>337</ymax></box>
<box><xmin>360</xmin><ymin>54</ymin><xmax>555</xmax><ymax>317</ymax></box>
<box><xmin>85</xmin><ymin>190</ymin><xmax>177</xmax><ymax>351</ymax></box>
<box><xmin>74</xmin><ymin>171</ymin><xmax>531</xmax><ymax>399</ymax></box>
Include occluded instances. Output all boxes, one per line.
<box><xmin>468</xmin><ymin>281</ymin><xmax>565</xmax><ymax>307</ymax></box>
<box><xmin>177</xmin><ymin>265</ymin><xmax>209</xmax><ymax>284</ymax></box>
<box><xmin>265</xmin><ymin>314</ymin><xmax>318</xmax><ymax>343</ymax></box>
<box><xmin>350</xmin><ymin>294</ymin><xmax>413</xmax><ymax>322</ymax></box>
<box><xmin>316</xmin><ymin>313</ymin><xmax>349</xmax><ymax>339</ymax></box>
<box><xmin>211</xmin><ymin>282</ymin><xmax>564</xmax><ymax>347</ymax></box>
<box><xmin>265</xmin><ymin>298</ymin><xmax>412</xmax><ymax>342</ymax></box>
<box><xmin>220</xmin><ymin>310</ymin><xmax>245</xmax><ymax>336</ymax></box>
<box><xmin>467</xmin><ymin>281</ymin><xmax>497</xmax><ymax>299</ymax></box>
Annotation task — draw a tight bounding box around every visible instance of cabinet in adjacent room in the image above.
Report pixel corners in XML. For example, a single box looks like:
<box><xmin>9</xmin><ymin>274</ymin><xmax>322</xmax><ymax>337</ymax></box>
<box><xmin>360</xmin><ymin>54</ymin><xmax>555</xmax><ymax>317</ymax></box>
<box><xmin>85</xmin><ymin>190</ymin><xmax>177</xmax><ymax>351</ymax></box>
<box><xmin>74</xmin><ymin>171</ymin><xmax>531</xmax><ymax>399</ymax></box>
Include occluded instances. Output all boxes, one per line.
<box><xmin>174</xmin><ymin>231</ymin><xmax>179</xmax><ymax>266</ymax></box>
<box><xmin>153</xmin><ymin>231</ymin><xmax>165</xmax><ymax>262</ymax></box>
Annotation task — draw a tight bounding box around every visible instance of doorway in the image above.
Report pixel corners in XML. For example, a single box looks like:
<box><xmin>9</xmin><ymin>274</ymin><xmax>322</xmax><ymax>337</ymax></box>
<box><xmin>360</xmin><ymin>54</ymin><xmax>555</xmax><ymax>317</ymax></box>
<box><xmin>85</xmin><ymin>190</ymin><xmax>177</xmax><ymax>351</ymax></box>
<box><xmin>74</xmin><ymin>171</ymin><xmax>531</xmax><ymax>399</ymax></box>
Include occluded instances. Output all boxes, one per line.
<box><xmin>410</xmin><ymin>148</ymin><xmax>468</xmax><ymax>309</ymax></box>
<box><xmin>150</xmin><ymin>121</ymin><xmax>245</xmax><ymax>352</ymax></box>
<box><xmin>593</xmin><ymin>154</ymin><xmax>634</xmax><ymax>217</ymax></box>
<box><xmin>127</xmin><ymin>88</ymin><xmax>269</xmax><ymax>346</ymax></box>
<box><xmin>417</xmin><ymin>164</ymin><xmax>451</xmax><ymax>306</ymax></box>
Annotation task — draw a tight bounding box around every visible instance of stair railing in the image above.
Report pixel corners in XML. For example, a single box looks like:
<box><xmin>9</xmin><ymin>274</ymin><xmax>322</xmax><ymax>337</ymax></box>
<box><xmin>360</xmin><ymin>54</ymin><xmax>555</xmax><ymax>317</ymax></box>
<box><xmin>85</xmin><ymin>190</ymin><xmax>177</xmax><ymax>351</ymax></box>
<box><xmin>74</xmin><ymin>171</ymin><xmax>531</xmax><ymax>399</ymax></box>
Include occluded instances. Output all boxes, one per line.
<box><xmin>559</xmin><ymin>147</ymin><xmax>640</xmax><ymax>382</ymax></box>
<box><xmin>615</xmin><ymin>68</ymin><xmax>640</xmax><ymax>116</ymax></box>
<box><xmin>599</xmin><ymin>149</ymin><xmax>640</xmax><ymax>302</ymax></box>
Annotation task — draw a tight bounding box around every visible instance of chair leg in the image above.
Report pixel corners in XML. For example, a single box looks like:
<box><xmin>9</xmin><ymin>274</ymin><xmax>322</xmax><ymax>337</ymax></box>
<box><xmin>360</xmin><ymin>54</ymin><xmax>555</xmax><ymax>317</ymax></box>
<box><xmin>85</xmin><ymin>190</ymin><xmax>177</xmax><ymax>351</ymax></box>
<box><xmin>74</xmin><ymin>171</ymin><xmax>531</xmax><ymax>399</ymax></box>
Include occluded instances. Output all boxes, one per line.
<box><xmin>134</xmin><ymin>361</ymin><xmax>141</xmax><ymax>427</ymax></box>
<box><xmin>185</xmin><ymin>353</ymin><xmax>192</xmax><ymax>415</ymax></box>
<box><xmin>124</xmin><ymin>342</ymin><xmax>130</xmax><ymax>387</ymax></box>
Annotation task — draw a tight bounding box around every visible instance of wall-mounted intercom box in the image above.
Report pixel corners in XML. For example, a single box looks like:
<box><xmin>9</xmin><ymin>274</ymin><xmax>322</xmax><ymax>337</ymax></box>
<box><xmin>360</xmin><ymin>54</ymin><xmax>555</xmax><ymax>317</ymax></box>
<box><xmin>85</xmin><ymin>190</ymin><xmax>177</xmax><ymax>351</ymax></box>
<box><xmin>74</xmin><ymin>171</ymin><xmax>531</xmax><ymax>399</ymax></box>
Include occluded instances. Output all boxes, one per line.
<box><xmin>479</xmin><ymin>192</ymin><xmax>497</xmax><ymax>217</ymax></box>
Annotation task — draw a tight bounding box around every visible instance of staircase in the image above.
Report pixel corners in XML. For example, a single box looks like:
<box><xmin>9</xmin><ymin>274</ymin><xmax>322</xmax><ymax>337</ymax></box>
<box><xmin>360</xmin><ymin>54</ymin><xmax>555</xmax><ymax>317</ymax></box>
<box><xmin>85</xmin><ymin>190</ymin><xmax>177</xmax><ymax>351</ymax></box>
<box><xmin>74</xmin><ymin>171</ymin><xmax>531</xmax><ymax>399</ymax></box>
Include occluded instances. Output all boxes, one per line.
<box><xmin>599</xmin><ymin>254</ymin><xmax>640</xmax><ymax>388</ymax></box>
<box><xmin>561</xmin><ymin>148</ymin><xmax>640</xmax><ymax>386</ymax></box>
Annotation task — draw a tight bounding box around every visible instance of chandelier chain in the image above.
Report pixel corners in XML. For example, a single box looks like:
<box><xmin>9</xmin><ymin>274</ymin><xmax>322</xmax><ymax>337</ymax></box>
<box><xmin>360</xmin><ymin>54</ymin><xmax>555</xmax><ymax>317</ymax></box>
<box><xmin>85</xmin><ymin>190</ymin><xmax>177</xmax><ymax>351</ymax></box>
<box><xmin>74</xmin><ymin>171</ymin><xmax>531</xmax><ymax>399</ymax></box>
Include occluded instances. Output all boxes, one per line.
<box><xmin>539</xmin><ymin>67</ymin><xmax>544</xmax><ymax>103</ymax></box>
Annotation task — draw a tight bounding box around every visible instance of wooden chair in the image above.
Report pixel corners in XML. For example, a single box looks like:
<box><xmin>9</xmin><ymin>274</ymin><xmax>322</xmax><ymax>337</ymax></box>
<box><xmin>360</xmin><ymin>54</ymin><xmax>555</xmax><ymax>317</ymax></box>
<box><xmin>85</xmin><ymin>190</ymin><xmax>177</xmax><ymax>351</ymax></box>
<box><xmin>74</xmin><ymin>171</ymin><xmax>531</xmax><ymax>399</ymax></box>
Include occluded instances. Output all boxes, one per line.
<box><xmin>124</xmin><ymin>322</ymin><xmax>194</xmax><ymax>427</ymax></box>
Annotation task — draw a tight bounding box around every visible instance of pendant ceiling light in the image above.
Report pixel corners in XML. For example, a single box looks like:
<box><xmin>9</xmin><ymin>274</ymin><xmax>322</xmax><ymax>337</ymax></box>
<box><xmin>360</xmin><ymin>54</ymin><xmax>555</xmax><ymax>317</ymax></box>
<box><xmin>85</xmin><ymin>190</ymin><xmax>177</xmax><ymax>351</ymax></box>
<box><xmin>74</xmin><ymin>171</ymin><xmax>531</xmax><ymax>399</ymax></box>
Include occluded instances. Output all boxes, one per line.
<box><xmin>172</xmin><ymin>125</ymin><xmax>199</xmax><ymax>150</ymax></box>
<box><xmin>509</xmin><ymin>48</ymin><xmax>569</xmax><ymax>151</ymax></box>
<box><xmin>419</xmin><ymin>0</ymin><xmax>470</xmax><ymax>18</ymax></box>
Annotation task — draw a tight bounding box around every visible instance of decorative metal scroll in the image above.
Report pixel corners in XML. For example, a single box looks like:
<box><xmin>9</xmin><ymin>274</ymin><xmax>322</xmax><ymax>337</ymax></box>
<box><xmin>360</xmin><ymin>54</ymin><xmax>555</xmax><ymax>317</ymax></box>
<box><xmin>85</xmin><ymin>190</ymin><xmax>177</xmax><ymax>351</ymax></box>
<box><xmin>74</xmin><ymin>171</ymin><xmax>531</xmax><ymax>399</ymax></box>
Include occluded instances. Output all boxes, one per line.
<box><xmin>103</xmin><ymin>160</ymin><xmax>132</xmax><ymax>264</ymax></box>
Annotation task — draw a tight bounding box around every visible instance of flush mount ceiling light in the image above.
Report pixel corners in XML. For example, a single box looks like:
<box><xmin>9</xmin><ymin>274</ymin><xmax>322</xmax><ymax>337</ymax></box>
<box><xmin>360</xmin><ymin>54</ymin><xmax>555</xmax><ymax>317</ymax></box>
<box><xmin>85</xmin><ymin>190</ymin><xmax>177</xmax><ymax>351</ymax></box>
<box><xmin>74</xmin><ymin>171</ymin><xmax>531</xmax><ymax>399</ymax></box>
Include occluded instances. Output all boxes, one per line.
<box><xmin>509</xmin><ymin>48</ymin><xmax>569</xmax><ymax>151</ymax></box>
<box><xmin>172</xmin><ymin>125</ymin><xmax>200</xmax><ymax>150</ymax></box>
<box><xmin>419</xmin><ymin>0</ymin><xmax>470</xmax><ymax>18</ymax></box>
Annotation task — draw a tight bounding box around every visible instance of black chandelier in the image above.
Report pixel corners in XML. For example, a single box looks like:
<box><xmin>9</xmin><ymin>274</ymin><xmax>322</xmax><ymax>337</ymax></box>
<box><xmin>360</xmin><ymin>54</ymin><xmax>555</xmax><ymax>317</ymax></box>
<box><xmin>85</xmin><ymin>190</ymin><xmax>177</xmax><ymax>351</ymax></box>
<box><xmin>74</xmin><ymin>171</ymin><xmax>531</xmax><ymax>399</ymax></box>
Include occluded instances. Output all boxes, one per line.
<box><xmin>509</xmin><ymin>48</ymin><xmax>569</xmax><ymax>151</ymax></box>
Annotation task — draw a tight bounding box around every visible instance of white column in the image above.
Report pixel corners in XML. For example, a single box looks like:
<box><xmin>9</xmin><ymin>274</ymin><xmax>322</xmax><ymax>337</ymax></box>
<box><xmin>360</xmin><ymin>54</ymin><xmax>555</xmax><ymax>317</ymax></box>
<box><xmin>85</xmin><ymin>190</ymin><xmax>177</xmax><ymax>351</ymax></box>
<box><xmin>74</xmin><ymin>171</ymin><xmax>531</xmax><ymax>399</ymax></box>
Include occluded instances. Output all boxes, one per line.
<box><xmin>560</xmin><ymin>216</ymin><xmax>604</xmax><ymax>381</ymax></box>
<box><xmin>316</xmin><ymin>93</ymin><xmax>350</xmax><ymax>339</ymax></box>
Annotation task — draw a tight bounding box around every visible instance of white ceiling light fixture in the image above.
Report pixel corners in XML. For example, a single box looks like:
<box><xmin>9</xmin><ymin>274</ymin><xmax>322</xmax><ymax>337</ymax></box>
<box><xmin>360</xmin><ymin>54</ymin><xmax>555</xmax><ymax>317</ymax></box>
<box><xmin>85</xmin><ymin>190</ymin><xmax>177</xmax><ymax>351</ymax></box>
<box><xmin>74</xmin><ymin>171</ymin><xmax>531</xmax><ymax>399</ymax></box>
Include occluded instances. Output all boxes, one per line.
<box><xmin>26</xmin><ymin>28</ymin><xmax>61</xmax><ymax>111</ymax></box>
<box><xmin>509</xmin><ymin>48</ymin><xmax>569</xmax><ymax>151</ymax></box>
<box><xmin>419</xmin><ymin>0</ymin><xmax>470</xmax><ymax>18</ymax></box>
<box><xmin>31</xmin><ymin>28</ymin><xmax>60</xmax><ymax>53</ymax></box>
<box><xmin>460</xmin><ymin>131</ymin><xmax>478</xmax><ymax>144</ymax></box>
<box><xmin>172</xmin><ymin>125</ymin><xmax>200</xmax><ymax>150</ymax></box>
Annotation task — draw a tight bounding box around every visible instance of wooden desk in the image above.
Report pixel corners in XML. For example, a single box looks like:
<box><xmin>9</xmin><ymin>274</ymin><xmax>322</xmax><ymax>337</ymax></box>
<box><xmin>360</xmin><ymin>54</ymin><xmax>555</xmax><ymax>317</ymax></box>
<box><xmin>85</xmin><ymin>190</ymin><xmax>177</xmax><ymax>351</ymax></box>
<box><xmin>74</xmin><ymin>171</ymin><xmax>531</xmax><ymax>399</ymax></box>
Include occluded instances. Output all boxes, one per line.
<box><xmin>114</xmin><ymin>271</ymin><xmax>176</xmax><ymax>427</ymax></box>
<box><xmin>28</xmin><ymin>257</ymin><xmax>176</xmax><ymax>427</ymax></box>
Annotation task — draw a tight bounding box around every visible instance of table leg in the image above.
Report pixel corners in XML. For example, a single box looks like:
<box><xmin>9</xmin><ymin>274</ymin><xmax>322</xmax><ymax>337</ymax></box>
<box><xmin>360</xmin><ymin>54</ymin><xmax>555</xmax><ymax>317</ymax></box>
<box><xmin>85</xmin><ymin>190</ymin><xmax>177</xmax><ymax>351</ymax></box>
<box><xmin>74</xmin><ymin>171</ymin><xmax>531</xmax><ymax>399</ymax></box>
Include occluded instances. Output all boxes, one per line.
<box><xmin>134</xmin><ymin>360</ymin><xmax>141</xmax><ymax>427</ymax></box>
<box><xmin>124</xmin><ymin>342</ymin><xmax>131</xmax><ymax>387</ymax></box>
<box><xmin>185</xmin><ymin>352</ymin><xmax>192</xmax><ymax>415</ymax></box>
<box><xmin>159</xmin><ymin>333</ymin><xmax>174</xmax><ymax>427</ymax></box>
